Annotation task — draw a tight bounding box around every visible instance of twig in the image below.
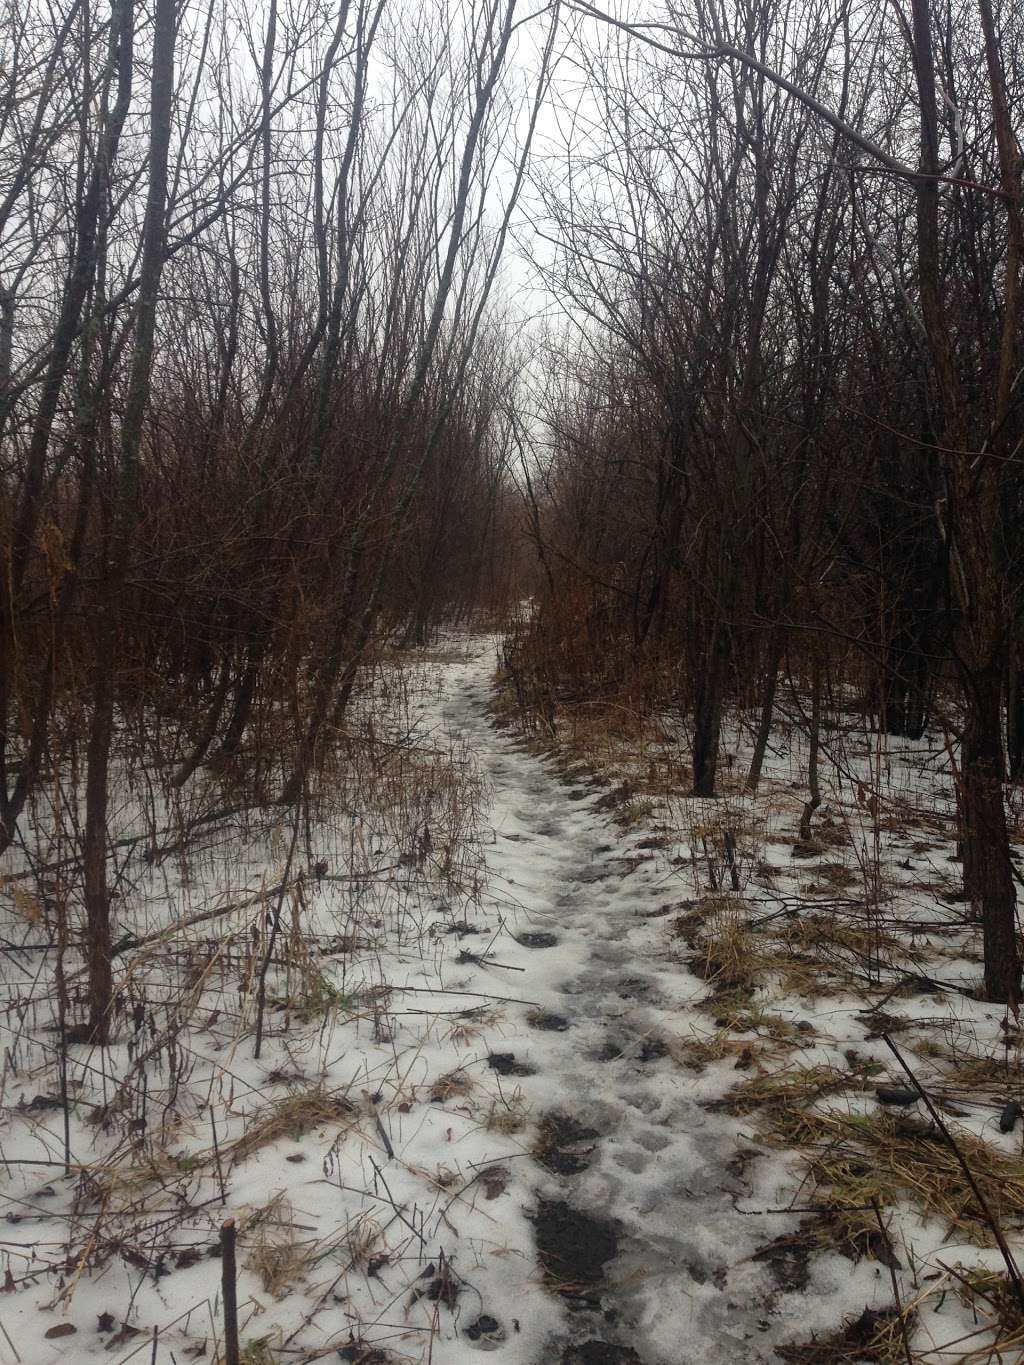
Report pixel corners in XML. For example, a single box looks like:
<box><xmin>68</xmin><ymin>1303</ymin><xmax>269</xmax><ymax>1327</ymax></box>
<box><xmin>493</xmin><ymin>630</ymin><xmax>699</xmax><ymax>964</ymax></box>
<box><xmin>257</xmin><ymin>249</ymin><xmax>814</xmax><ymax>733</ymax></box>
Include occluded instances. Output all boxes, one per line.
<box><xmin>211</xmin><ymin>1109</ymin><xmax>226</xmax><ymax>1205</ymax></box>
<box><xmin>871</xmin><ymin>1197</ymin><xmax>913</xmax><ymax>1365</ymax></box>
<box><xmin>0</xmin><ymin>1318</ymin><xmax>21</xmax><ymax>1363</ymax></box>
<box><xmin>882</xmin><ymin>1033</ymin><xmax>1024</xmax><ymax>1311</ymax></box>
<box><xmin>220</xmin><ymin>1218</ymin><xmax>240</xmax><ymax>1365</ymax></box>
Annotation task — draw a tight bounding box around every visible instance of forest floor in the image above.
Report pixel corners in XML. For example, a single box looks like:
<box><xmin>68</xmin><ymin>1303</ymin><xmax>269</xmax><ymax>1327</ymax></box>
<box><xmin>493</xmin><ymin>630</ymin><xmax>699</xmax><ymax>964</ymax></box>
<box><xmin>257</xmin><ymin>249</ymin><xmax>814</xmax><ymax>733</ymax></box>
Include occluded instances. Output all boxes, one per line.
<box><xmin>1</xmin><ymin>634</ymin><xmax>1024</xmax><ymax>1363</ymax></box>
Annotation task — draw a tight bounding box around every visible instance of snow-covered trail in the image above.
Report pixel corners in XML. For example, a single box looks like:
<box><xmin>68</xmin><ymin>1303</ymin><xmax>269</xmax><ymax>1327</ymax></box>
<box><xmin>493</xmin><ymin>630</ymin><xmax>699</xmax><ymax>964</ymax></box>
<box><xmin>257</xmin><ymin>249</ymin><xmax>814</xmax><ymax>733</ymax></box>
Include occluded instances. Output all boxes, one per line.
<box><xmin>441</xmin><ymin>643</ymin><xmax>805</xmax><ymax>1365</ymax></box>
<box><xmin>0</xmin><ymin>636</ymin><xmax>1006</xmax><ymax>1364</ymax></box>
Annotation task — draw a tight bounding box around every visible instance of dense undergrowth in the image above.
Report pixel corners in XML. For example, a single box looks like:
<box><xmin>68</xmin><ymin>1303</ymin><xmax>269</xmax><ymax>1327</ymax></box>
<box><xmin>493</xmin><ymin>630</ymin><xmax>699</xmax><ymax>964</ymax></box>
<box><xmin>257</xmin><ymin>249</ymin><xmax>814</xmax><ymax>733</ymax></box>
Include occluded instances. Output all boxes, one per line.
<box><xmin>0</xmin><ymin>643</ymin><xmax>513</xmax><ymax>1363</ymax></box>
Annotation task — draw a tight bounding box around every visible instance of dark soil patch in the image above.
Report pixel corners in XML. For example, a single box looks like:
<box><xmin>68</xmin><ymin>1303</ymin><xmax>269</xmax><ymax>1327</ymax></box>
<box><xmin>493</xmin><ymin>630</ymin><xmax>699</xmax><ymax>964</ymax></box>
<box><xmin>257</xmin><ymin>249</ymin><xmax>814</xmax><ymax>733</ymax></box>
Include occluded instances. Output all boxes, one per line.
<box><xmin>561</xmin><ymin>1342</ymin><xmax>644</xmax><ymax>1365</ymax></box>
<box><xmin>532</xmin><ymin>1199</ymin><xmax>619</xmax><ymax>1300</ymax></box>
<box><xmin>441</xmin><ymin>920</ymin><xmax>481</xmax><ymax>936</ymax></box>
<box><xmin>338</xmin><ymin>1340</ymin><xmax>391</xmax><ymax>1363</ymax></box>
<box><xmin>534</xmin><ymin>1113</ymin><xmax>600</xmax><ymax>1174</ymax></box>
<box><xmin>607</xmin><ymin>855</ymin><xmax>647</xmax><ymax>876</ymax></box>
<box><xmin>487</xmin><ymin>1052</ymin><xmax>534</xmax><ymax>1077</ymax></box>
<box><xmin>409</xmin><ymin>1262</ymin><xmax>459</xmax><ymax>1310</ymax></box>
<box><xmin>751</xmin><ymin>1227</ymin><xmax>816</xmax><ymax>1292</ymax></box>
<box><xmin>861</xmin><ymin>1010</ymin><xmax>912</xmax><ymax>1040</ymax></box>
<box><xmin>595</xmin><ymin>1041</ymin><xmax>625</xmax><ymax>1062</ymax></box>
<box><xmin>465</xmin><ymin>1314</ymin><xmax>502</xmax><ymax>1342</ymax></box>
<box><xmin>517</xmin><ymin>931</ymin><xmax>559</xmax><ymax>949</ymax></box>
<box><xmin>638</xmin><ymin>1038</ymin><xmax>669</xmax><ymax>1063</ymax></box>
<box><xmin>616</xmin><ymin>976</ymin><xmax>658</xmax><ymax>1001</ymax></box>
<box><xmin>778</xmin><ymin>1306</ymin><xmax>911</xmax><ymax>1363</ymax></box>
<box><xmin>687</xmin><ymin>954</ymin><xmax>750</xmax><ymax>990</ymax></box>
<box><xmin>527</xmin><ymin>1009</ymin><xmax>571</xmax><ymax>1032</ymax></box>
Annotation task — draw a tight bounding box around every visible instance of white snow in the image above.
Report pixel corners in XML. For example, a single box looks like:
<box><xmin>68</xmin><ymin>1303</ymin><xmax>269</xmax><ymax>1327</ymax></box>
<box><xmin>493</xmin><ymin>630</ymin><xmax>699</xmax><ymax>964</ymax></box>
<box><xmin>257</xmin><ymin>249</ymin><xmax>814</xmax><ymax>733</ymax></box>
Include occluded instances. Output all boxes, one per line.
<box><xmin>0</xmin><ymin>636</ymin><xmax>1021</xmax><ymax>1363</ymax></box>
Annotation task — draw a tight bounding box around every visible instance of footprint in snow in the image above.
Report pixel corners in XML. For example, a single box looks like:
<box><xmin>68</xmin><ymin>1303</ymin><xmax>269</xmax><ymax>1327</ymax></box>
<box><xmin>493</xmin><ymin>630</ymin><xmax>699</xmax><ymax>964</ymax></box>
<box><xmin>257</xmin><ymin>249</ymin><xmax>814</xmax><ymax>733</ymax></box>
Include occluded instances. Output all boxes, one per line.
<box><xmin>634</xmin><ymin>1128</ymin><xmax>672</xmax><ymax>1153</ymax></box>
<box><xmin>573</xmin><ymin>865</ymin><xmax>611</xmax><ymax>884</ymax></box>
<box><xmin>590</xmin><ymin>943</ymin><xmax>630</xmax><ymax>966</ymax></box>
<box><xmin>612</xmin><ymin>1147</ymin><xmax>649</xmax><ymax>1175</ymax></box>
<box><xmin>614</xmin><ymin>976</ymin><xmax>661</xmax><ymax>1002</ymax></box>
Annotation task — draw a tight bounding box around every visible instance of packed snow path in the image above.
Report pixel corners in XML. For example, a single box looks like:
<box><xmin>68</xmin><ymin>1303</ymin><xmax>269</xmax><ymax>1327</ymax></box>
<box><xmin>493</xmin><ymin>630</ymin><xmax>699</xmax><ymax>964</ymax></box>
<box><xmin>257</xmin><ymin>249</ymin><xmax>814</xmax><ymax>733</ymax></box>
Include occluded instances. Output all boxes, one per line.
<box><xmin>0</xmin><ymin>636</ymin><xmax>907</xmax><ymax>1364</ymax></box>
<box><xmin>442</xmin><ymin>643</ymin><xmax>824</xmax><ymax>1365</ymax></box>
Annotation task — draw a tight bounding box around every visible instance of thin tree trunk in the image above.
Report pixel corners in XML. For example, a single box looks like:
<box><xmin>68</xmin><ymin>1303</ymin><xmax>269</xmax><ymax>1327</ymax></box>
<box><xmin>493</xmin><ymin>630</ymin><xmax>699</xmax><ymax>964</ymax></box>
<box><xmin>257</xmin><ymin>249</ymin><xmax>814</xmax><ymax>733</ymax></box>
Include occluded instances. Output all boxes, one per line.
<box><xmin>799</xmin><ymin>657</ymin><xmax>822</xmax><ymax>844</ymax></box>
<box><xmin>910</xmin><ymin>0</ymin><xmax>1018</xmax><ymax>1002</ymax></box>
<box><xmin>83</xmin><ymin>669</ymin><xmax>115</xmax><ymax>1039</ymax></box>
<box><xmin>746</xmin><ymin>631</ymin><xmax>781</xmax><ymax>791</ymax></box>
<box><xmin>692</xmin><ymin>614</ymin><xmax>723</xmax><ymax>797</ymax></box>
<box><xmin>962</xmin><ymin>666</ymin><xmax>1019</xmax><ymax>997</ymax></box>
<box><xmin>218</xmin><ymin>648</ymin><xmax>261</xmax><ymax>758</ymax></box>
<box><xmin>82</xmin><ymin>0</ymin><xmax>176</xmax><ymax>1041</ymax></box>
<box><xmin>1008</xmin><ymin>639</ymin><xmax>1024</xmax><ymax>782</ymax></box>
<box><xmin>0</xmin><ymin>0</ymin><xmax>134</xmax><ymax>853</ymax></box>
<box><xmin>171</xmin><ymin>659</ymin><xmax>233</xmax><ymax>787</ymax></box>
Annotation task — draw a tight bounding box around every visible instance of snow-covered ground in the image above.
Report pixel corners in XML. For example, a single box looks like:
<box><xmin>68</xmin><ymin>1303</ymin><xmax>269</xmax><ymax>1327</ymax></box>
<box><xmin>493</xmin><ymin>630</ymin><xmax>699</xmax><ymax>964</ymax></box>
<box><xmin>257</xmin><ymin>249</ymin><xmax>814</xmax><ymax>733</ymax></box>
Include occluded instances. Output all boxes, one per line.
<box><xmin>1</xmin><ymin>636</ymin><xmax>1022</xmax><ymax>1363</ymax></box>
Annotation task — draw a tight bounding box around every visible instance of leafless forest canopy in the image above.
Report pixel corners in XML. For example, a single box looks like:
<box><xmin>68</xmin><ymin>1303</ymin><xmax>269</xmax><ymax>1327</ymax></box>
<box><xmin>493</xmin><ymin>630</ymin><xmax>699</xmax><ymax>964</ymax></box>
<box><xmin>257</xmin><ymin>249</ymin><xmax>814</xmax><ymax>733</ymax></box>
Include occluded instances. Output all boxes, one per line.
<box><xmin>2</xmin><ymin>0</ymin><xmax>1024</xmax><ymax>1023</ymax></box>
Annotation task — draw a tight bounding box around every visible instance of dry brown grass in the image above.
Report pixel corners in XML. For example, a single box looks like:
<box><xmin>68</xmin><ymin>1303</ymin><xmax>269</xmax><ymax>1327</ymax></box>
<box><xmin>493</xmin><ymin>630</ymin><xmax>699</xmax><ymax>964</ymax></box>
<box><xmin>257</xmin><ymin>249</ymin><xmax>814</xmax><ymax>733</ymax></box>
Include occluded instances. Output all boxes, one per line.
<box><xmin>673</xmin><ymin>1028</ymin><xmax>760</xmax><ymax>1072</ymax></box>
<box><xmin>483</xmin><ymin>1089</ymin><xmax>528</xmax><ymax>1135</ymax></box>
<box><xmin>229</xmin><ymin>1088</ymin><xmax>357</xmax><ymax>1164</ymax></box>
<box><xmin>778</xmin><ymin>1305</ymin><xmax>912</xmax><ymax>1364</ymax></box>
<box><xmin>691</xmin><ymin>898</ymin><xmax>822</xmax><ymax>1000</ymax></box>
<box><xmin>781</xmin><ymin>911</ymin><xmax>918</xmax><ymax>978</ymax></box>
<box><xmin>757</xmin><ymin>1098</ymin><xmax>1024</xmax><ymax>1250</ymax></box>
<box><xmin>429</xmin><ymin>1069</ymin><xmax>474</xmax><ymax>1103</ymax></box>
<box><xmin>808</xmin><ymin>861</ymin><xmax>860</xmax><ymax>891</ymax></box>
<box><xmin>673</xmin><ymin>1018</ymin><xmax>802</xmax><ymax>1073</ymax></box>
<box><xmin>941</xmin><ymin>1264</ymin><xmax>1024</xmax><ymax>1360</ymax></box>
<box><xmin>724</xmin><ymin>1063</ymin><xmax>863</xmax><ymax>1119</ymax></box>
<box><xmin>245</xmin><ymin>1193</ymin><xmax>311</xmax><ymax>1298</ymax></box>
<box><xmin>929</xmin><ymin>1049</ymin><xmax>1021</xmax><ymax>1092</ymax></box>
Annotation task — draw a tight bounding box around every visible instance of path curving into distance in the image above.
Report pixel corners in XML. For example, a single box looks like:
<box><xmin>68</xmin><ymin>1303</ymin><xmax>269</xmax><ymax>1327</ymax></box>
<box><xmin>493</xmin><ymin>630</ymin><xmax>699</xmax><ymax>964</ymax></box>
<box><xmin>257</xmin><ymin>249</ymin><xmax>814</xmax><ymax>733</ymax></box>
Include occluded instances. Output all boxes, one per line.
<box><xmin>437</xmin><ymin>641</ymin><xmax>807</xmax><ymax>1365</ymax></box>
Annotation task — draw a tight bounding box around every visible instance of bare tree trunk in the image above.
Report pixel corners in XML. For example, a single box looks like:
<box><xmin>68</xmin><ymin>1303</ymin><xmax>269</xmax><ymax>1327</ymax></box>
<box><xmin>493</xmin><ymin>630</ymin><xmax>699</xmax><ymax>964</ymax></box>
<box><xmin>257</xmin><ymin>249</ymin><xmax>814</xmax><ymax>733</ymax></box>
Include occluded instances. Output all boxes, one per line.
<box><xmin>746</xmin><ymin>631</ymin><xmax>782</xmax><ymax>792</ymax></box>
<box><xmin>962</xmin><ymin>666</ymin><xmax>1018</xmax><ymax>993</ymax></box>
<box><xmin>83</xmin><ymin>0</ymin><xmax>176</xmax><ymax>1041</ymax></box>
<box><xmin>171</xmin><ymin>660</ymin><xmax>233</xmax><ymax>787</ymax></box>
<box><xmin>278</xmin><ymin>0</ymin><xmax>554</xmax><ymax>804</ymax></box>
<box><xmin>799</xmin><ymin>656</ymin><xmax>822</xmax><ymax>844</ymax></box>
<box><xmin>219</xmin><ymin>649</ymin><xmax>261</xmax><ymax>758</ymax></box>
<box><xmin>692</xmin><ymin>610</ymin><xmax>724</xmax><ymax>797</ymax></box>
<box><xmin>909</xmin><ymin>0</ymin><xmax>1018</xmax><ymax>1002</ymax></box>
<box><xmin>83</xmin><ymin>669</ymin><xmax>115</xmax><ymax>1039</ymax></box>
<box><xmin>0</xmin><ymin>0</ymin><xmax>134</xmax><ymax>852</ymax></box>
<box><xmin>1008</xmin><ymin>639</ymin><xmax>1024</xmax><ymax>782</ymax></box>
